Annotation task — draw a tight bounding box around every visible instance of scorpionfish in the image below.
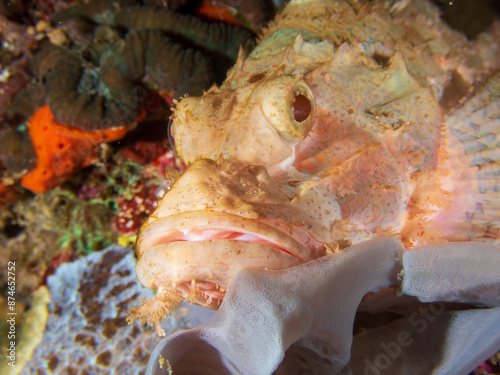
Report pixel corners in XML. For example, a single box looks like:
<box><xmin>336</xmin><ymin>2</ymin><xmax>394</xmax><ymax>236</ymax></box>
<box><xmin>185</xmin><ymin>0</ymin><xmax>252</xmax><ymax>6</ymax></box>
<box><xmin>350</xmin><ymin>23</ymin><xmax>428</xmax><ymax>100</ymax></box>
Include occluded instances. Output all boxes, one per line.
<box><xmin>128</xmin><ymin>0</ymin><xmax>500</xmax><ymax>335</ymax></box>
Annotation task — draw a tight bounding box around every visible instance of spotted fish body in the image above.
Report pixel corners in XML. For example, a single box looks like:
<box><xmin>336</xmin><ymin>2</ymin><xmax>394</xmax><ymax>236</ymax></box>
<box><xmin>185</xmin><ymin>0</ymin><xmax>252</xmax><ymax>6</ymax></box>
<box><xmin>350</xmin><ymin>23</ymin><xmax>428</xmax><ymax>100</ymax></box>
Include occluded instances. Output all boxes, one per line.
<box><xmin>129</xmin><ymin>0</ymin><xmax>500</xmax><ymax>334</ymax></box>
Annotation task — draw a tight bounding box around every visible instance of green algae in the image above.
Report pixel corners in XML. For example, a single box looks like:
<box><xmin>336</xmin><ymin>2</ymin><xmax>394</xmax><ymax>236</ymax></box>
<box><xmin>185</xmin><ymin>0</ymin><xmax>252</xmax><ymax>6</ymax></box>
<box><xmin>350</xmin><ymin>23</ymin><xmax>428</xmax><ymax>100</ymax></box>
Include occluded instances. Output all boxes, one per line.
<box><xmin>6</xmin><ymin>159</ymin><xmax>152</xmax><ymax>255</ymax></box>
<box><xmin>15</xmin><ymin>188</ymin><xmax>117</xmax><ymax>254</ymax></box>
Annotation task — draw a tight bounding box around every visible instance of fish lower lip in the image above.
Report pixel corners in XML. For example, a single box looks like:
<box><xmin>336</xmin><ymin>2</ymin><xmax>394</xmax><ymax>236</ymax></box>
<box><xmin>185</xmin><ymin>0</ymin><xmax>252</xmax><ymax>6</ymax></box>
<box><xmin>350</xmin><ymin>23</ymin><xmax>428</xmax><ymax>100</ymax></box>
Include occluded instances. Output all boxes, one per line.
<box><xmin>136</xmin><ymin>239</ymin><xmax>303</xmax><ymax>292</ymax></box>
<box><xmin>137</xmin><ymin>210</ymin><xmax>317</xmax><ymax>262</ymax></box>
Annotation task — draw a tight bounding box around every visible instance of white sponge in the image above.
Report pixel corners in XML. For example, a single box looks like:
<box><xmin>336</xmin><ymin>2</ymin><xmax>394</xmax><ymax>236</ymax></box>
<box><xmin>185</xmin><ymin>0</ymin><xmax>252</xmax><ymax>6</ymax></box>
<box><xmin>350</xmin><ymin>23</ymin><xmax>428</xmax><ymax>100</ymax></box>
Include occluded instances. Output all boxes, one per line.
<box><xmin>147</xmin><ymin>239</ymin><xmax>500</xmax><ymax>375</ymax></box>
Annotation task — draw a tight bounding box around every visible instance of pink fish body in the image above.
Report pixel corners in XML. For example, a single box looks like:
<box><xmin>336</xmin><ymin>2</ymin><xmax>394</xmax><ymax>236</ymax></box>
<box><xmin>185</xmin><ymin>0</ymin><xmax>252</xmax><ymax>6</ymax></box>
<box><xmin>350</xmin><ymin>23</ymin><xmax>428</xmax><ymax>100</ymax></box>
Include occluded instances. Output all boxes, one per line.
<box><xmin>129</xmin><ymin>0</ymin><xmax>500</xmax><ymax>335</ymax></box>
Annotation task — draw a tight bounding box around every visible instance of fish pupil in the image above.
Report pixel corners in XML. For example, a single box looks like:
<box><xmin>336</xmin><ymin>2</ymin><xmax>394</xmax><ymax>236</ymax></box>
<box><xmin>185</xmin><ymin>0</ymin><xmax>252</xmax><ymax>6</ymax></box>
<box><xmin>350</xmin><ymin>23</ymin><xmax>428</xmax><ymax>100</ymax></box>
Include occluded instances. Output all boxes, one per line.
<box><xmin>293</xmin><ymin>94</ymin><xmax>311</xmax><ymax>123</ymax></box>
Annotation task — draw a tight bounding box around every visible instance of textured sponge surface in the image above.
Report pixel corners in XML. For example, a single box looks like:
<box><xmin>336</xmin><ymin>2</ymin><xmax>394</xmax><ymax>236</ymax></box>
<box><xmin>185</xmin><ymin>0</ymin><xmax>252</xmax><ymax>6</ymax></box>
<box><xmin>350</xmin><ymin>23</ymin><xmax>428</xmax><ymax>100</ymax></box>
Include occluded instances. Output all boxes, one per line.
<box><xmin>21</xmin><ymin>246</ymin><xmax>202</xmax><ymax>374</ymax></box>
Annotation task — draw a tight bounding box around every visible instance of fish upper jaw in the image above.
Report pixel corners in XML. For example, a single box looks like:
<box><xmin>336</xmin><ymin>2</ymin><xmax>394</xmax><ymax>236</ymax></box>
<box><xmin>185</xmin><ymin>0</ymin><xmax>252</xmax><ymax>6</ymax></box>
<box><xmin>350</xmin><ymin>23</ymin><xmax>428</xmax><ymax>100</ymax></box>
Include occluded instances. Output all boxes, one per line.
<box><xmin>137</xmin><ymin>210</ymin><xmax>323</xmax><ymax>262</ymax></box>
<box><xmin>135</xmin><ymin>210</ymin><xmax>325</xmax><ymax>309</ymax></box>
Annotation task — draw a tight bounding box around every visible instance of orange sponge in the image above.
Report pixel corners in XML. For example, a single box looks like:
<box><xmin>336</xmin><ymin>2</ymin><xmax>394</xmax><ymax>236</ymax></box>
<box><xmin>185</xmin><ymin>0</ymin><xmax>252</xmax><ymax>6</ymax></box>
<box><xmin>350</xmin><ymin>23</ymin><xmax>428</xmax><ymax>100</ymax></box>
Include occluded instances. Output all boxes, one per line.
<box><xmin>21</xmin><ymin>105</ymin><xmax>130</xmax><ymax>193</ymax></box>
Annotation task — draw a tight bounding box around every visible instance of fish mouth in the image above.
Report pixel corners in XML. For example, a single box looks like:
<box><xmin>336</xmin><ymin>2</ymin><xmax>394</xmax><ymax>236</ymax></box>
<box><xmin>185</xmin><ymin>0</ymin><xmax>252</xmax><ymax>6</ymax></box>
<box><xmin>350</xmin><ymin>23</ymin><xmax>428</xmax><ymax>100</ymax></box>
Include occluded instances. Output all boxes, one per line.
<box><xmin>135</xmin><ymin>210</ymin><xmax>323</xmax><ymax>308</ymax></box>
<box><xmin>137</xmin><ymin>210</ymin><xmax>319</xmax><ymax>261</ymax></box>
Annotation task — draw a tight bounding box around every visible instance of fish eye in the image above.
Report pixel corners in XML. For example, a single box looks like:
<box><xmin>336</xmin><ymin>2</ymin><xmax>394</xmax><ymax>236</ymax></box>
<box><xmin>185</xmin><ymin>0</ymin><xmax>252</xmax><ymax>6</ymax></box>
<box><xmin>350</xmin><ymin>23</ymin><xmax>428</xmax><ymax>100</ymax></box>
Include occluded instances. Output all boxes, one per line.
<box><xmin>260</xmin><ymin>77</ymin><xmax>315</xmax><ymax>145</ymax></box>
<box><xmin>293</xmin><ymin>94</ymin><xmax>311</xmax><ymax>123</ymax></box>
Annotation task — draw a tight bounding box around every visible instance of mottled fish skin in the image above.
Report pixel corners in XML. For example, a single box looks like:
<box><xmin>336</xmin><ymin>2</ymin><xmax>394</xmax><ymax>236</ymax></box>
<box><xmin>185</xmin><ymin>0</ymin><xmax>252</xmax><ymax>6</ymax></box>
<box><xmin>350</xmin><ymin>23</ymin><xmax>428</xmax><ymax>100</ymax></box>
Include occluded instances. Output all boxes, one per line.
<box><xmin>129</xmin><ymin>0</ymin><xmax>500</xmax><ymax>334</ymax></box>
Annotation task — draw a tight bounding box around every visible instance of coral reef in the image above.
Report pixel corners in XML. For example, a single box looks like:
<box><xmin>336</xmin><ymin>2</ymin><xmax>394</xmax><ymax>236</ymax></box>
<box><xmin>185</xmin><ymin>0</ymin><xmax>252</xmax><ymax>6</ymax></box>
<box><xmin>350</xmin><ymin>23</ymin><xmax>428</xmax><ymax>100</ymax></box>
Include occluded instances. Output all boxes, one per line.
<box><xmin>112</xmin><ymin>182</ymin><xmax>161</xmax><ymax>236</ymax></box>
<box><xmin>20</xmin><ymin>246</ymin><xmax>199</xmax><ymax>374</ymax></box>
<box><xmin>0</xmin><ymin>0</ymin><xmax>263</xmax><ymax>195</ymax></box>
<box><xmin>0</xmin><ymin>287</ymin><xmax>50</xmax><ymax>375</ymax></box>
<box><xmin>210</xmin><ymin>0</ymin><xmax>276</xmax><ymax>30</ymax></box>
<box><xmin>14</xmin><ymin>186</ymin><xmax>117</xmax><ymax>254</ymax></box>
<box><xmin>0</xmin><ymin>0</ymin><xmax>261</xmax><ymax>319</ymax></box>
<box><xmin>0</xmin><ymin>185</ymin><xmax>114</xmax><ymax>310</ymax></box>
<box><xmin>0</xmin><ymin>125</ymin><xmax>36</xmax><ymax>176</ymax></box>
<box><xmin>1</xmin><ymin>1</ymin><xmax>497</xmax><ymax>373</ymax></box>
<box><xmin>0</xmin><ymin>140</ymin><xmax>182</xmax><ymax>316</ymax></box>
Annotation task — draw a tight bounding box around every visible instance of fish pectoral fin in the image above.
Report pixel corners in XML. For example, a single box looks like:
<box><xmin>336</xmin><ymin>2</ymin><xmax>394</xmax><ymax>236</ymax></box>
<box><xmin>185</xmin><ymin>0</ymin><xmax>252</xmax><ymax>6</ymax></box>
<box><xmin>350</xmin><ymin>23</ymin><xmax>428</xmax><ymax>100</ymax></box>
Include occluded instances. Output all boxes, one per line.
<box><xmin>433</xmin><ymin>72</ymin><xmax>500</xmax><ymax>244</ymax></box>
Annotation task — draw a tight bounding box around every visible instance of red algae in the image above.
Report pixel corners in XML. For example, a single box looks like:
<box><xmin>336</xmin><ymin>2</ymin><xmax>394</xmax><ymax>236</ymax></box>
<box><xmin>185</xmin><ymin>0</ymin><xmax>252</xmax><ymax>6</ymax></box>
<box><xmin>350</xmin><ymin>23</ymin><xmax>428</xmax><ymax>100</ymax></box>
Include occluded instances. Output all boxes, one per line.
<box><xmin>112</xmin><ymin>182</ymin><xmax>160</xmax><ymax>236</ymax></box>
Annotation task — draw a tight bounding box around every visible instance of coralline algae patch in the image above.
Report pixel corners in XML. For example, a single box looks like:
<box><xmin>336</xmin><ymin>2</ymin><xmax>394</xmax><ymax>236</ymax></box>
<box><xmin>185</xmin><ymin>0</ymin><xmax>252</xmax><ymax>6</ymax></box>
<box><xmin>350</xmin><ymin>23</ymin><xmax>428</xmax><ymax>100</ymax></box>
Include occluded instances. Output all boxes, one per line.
<box><xmin>20</xmin><ymin>246</ymin><xmax>195</xmax><ymax>374</ymax></box>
